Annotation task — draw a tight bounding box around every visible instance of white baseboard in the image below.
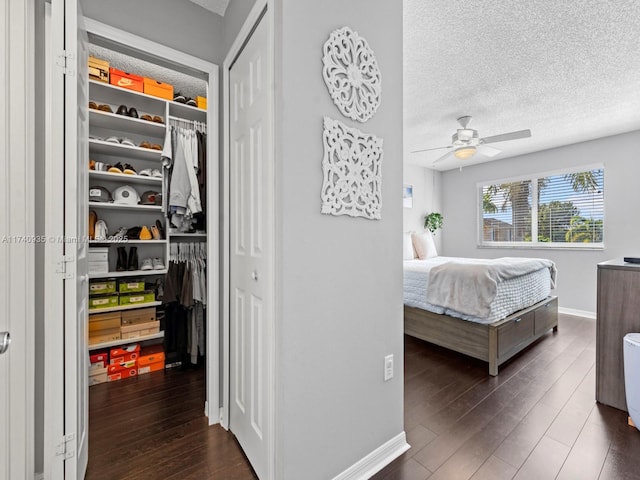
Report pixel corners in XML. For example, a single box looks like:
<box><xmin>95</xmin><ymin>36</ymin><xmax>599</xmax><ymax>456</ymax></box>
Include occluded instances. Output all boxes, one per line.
<box><xmin>558</xmin><ymin>307</ymin><xmax>596</xmax><ymax>319</ymax></box>
<box><xmin>331</xmin><ymin>432</ymin><xmax>410</xmax><ymax>480</ymax></box>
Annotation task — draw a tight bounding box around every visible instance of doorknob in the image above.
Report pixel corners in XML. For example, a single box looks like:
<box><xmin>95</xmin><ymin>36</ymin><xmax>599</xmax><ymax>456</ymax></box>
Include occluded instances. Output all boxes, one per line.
<box><xmin>251</xmin><ymin>271</ymin><xmax>258</xmax><ymax>281</ymax></box>
<box><xmin>0</xmin><ymin>332</ymin><xmax>10</xmax><ymax>355</ymax></box>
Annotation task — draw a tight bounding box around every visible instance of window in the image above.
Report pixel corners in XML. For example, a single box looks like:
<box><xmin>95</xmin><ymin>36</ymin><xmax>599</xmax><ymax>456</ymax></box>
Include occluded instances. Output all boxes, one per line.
<box><xmin>479</xmin><ymin>166</ymin><xmax>604</xmax><ymax>248</ymax></box>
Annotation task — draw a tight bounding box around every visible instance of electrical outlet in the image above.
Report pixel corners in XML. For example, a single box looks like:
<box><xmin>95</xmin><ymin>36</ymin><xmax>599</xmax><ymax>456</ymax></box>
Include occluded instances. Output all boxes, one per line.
<box><xmin>384</xmin><ymin>354</ymin><xmax>394</xmax><ymax>381</ymax></box>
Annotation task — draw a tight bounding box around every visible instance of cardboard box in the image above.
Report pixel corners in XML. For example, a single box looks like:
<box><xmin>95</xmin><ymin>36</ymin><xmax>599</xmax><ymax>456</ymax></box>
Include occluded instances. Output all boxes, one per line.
<box><xmin>89</xmin><ymin>371</ymin><xmax>108</xmax><ymax>386</ymax></box>
<box><xmin>89</xmin><ymin>294</ymin><xmax>119</xmax><ymax>310</ymax></box>
<box><xmin>121</xmin><ymin>307</ymin><xmax>156</xmax><ymax>326</ymax></box>
<box><xmin>88</xmin><ymin>261</ymin><xmax>109</xmax><ymax>274</ymax></box>
<box><xmin>109</xmin><ymin>68</ymin><xmax>143</xmax><ymax>92</ymax></box>
<box><xmin>90</xmin><ymin>351</ymin><xmax>109</xmax><ymax>367</ymax></box>
<box><xmin>137</xmin><ymin>344</ymin><xmax>165</xmax><ymax>375</ymax></box>
<box><xmin>196</xmin><ymin>96</ymin><xmax>207</xmax><ymax>110</ymax></box>
<box><xmin>89</xmin><ymin>363</ymin><xmax>107</xmax><ymax>376</ymax></box>
<box><xmin>89</xmin><ymin>311</ymin><xmax>121</xmax><ymax>333</ymax></box>
<box><xmin>121</xmin><ymin>321</ymin><xmax>160</xmax><ymax>340</ymax></box>
<box><xmin>89</xmin><ymin>328</ymin><xmax>120</xmax><ymax>345</ymax></box>
<box><xmin>119</xmin><ymin>291</ymin><xmax>155</xmax><ymax>306</ymax></box>
<box><xmin>110</xmin><ymin>344</ymin><xmax>140</xmax><ymax>358</ymax></box>
<box><xmin>118</xmin><ymin>279</ymin><xmax>145</xmax><ymax>293</ymax></box>
<box><xmin>90</xmin><ymin>279</ymin><xmax>116</xmax><ymax>295</ymax></box>
<box><xmin>107</xmin><ymin>360</ymin><xmax>138</xmax><ymax>381</ymax></box>
<box><xmin>88</xmin><ymin>247</ymin><xmax>109</xmax><ymax>262</ymax></box>
<box><xmin>143</xmin><ymin>77</ymin><xmax>174</xmax><ymax>100</ymax></box>
<box><xmin>88</xmin><ymin>56</ymin><xmax>109</xmax><ymax>83</ymax></box>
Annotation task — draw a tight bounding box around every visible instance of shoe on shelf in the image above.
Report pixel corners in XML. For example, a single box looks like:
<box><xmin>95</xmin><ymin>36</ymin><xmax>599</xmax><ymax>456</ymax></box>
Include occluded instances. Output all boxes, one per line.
<box><xmin>94</xmin><ymin>220</ymin><xmax>108</xmax><ymax>241</ymax></box>
<box><xmin>140</xmin><ymin>114</ymin><xmax>153</xmax><ymax>122</ymax></box>
<box><xmin>185</xmin><ymin>97</ymin><xmax>197</xmax><ymax>107</ymax></box>
<box><xmin>89</xmin><ymin>101</ymin><xmax>98</xmax><ymax>110</ymax></box>
<box><xmin>173</xmin><ymin>93</ymin><xmax>186</xmax><ymax>103</ymax></box>
<box><xmin>109</xmin><ymin>227</ymin><xmax>128</xmax><ymax>241</ymax></box>
<box><xmin>97</xmin><ymin>104</ymin><xmax>113</xmax><ymax>113</ymax></box>
<box><xmin>152</xmin><ymin>258</ymin><xmax>165</xmax><ymax>270</ymax></box>
<box><xmin>121</xmin><ymin>138</ymin><xmax>136</xmax><ymax>147</ymax></box>
<box><xmin>116</xmin><ymin>246</ymin><xmax>127</xmax><ymax>271</ymax></box>
<box><xmin>126</xmin><ymin>226</ymin><xmax>141</xmax><ymax>240</ymax></box>
<box><xmin>128</xmin><ymin>107</ymin><xmax>138</xmax><ymax>118</ymax></box>
<box><xmin>140</xmin><ymin>258</ymin><xmax>153</xmax><ymax>271</ymax></box>
<box><xmin>150</xmin><ymin>225</ymin><xmax>161</xmax><ymax>240</ymax></box>
<box><xmin>123</xmin><ymin>163</ymin><xmax>137</xmax><ymax>175</ymax></box>
<box><xmin>108</xmin><ymin>162</ymin><xmax>124</xmax><ymax>174</ymax></box>
<box><xmin>151</xmin><ymin>168</ymin><xmax>162</xmax><ymax>178</ymax></box>
<box><xmin>155</xmin><ymin>219</ymin><xmax>165</xmax><ymax>239</ymax></box>
<box><xmin>105</xmin><ymin>136</ymin><xmax>120</xmax><ymax>144</ymax></box>
<box><xmin>89</xmin><ymin>159</ymin><xmax>96</xmax><ymax>170</ymax></box>
<box><xmin>138</xmin><ymin>168</ymin><xmax>152</xmax><ymax>176</ymax></box>
<box><xmin>89</xmin><ymin>210</ymin><xmax>97</xmax><ymax>240</ymax></box>
<box><xmin>150</xmin><ymin>143</ymin><xmax>162</xmax><ymax>150</ymax></box>
<box><xmin>139</xmin><ymin>226</ymin><xmax>153</xmax><ymax>240</ymax></box>
<box><xmin>139</xmin><ymin>141</ymin><xmax>152</xmax><ymax>149</ymax></box>
<box><xmin>152</xmin><ymin>115</ymin><xmax>164</xmax><ymax>124</ymax></box>
<box><xmin>127</xmin><ymin>246</ymin><xmax>139</xmax><ymax>271</ymax></box>
<box><xmin>116</xmin><ymin>104</ymin><xmax>128</xmax><ymax>116</ymax></box>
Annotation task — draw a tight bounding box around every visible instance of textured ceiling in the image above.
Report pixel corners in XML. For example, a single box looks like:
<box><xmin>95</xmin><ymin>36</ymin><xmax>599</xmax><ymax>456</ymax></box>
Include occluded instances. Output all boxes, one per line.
<box><xmin>404</xmin><ymin>0</ymin><xmax>640</xmax><ymax>171</ymax></box>
<box><xmin>188</xmin><ymin>0</ymin><xmax>230</xmax><ymax>16</ymax></box>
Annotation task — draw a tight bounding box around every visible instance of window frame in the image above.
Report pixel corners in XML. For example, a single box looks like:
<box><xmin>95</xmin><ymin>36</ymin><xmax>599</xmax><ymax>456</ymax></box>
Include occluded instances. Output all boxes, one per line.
<box><xmin>477</xmin><ymin>164</ymin><xmax>605</xmax><ymax>250</ymax></box>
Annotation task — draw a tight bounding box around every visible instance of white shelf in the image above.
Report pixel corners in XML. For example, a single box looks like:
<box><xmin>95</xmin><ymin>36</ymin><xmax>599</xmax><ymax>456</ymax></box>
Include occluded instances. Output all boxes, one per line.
<box><xmin>89</xmin><ymin>269</ymin><xmax>167</xmax><ymax>279</ymax></box>
<box><xmin>89</xmin><ymin>239</ymin><xmax>166</xmax><ymax>245</ymax></box>
<box><xmin>88</xmin><ymin>331</ymin><xmax>164</xmax><ymax>351</ymax></box>
<box><xmin>169</xmin><ymin>233</ymin><xmax>207</xmax><ymax>239</ymax></box>
<box><xmin>89</xmin><ymin>170</ymin><xmax>162</xmax><ymax>185</ymax></box>
<box><xmin>89</xmin><ymin>109</ymin><xmax>166</xmax><ymax>138</ymax></box>
<box><xmin>169</xmin><ymin>102</ymin><xmax>207</xmax><ymax>122</ymax></box>
<box><xmin>89</xmin><ymin>139</ymin><xmax>162</xmax><ymax>162</ymax></box>
<box><xmin>88</xmin><ymin>301</ymin><xmax>162</xmax><ymax>314</ymax></box>
<box><xmin>88</xmin><ymin>202</ymin><xmax>163</xmax><ymax>212</ymax></box>
<box><xmin>89</xmin><ymin>80</ymin><xmax>166</xmax><ymax>113</ymax></box>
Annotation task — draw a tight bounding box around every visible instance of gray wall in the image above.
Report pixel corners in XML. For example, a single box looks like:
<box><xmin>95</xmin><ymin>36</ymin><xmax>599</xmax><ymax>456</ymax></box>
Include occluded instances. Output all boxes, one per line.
<box><xmin>223</xmin><ymin>0</ymin><xmax>259</xmax><ymax>54</ymax></box>
<box><xmin>80</xmin><ymin>0</ymin><xmax>225</xmax><ymax>64</ymax></box>
<box><xmin>403</xmin><ymin>164</ymin><xmax>442</xmax><ymax>250</ymax></box>
<box><xmin>441</xmin><ymin>130</ymin><xmax>640</xmax><ymax>314</ymax></box>
<box><xmin>274</xmin><ymin>1</ymin><xmax>404</xmax><ymax>478</ymax></box>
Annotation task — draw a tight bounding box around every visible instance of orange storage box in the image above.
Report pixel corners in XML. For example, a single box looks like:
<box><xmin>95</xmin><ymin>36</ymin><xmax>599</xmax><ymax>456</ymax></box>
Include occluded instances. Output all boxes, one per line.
<box><xmin>137</xmin><ymin>345</ymin><xmax>165</xmax><ymax>375</ymax></box>
<box><xmin>109</xmin><ymin>68</ymin><xmax>143</xmax><ymax>92</ymax></box>
<box><xmin>196</xmin><ymin>96</ymin><xmax>207</xmax><ymax>110</ymax></box>
<box><xmin>107</xmin><ymin>360</ymin><xmax>138</xmax><ymax>381</ymax></box>
<box><xmin>143</xmin><ymin>77</ymin><xmax>174</xmax><ymax>100</ymax></box>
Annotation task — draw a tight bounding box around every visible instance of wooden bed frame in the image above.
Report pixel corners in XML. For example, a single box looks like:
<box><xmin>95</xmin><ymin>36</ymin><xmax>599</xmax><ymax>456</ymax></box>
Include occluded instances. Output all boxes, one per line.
<box><xmin>404</xmin><ymin>296</ymin><xmax>558</xmax><ymax>376</ymax></box>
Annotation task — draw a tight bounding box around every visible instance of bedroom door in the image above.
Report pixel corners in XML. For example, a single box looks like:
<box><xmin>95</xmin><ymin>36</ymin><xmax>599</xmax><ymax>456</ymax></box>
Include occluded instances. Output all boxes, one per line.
<box><xmin>229</xmin><ymin>9</ymin><xmax>274</xmax><ymax>480</ymax></box>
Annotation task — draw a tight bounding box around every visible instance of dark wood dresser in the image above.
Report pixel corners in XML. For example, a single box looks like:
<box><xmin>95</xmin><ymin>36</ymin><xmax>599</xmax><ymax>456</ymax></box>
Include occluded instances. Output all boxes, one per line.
<box><xmin>596</xmin><ymin>259</ymin><xmax>640</xmax><ymax>411</ymax></box>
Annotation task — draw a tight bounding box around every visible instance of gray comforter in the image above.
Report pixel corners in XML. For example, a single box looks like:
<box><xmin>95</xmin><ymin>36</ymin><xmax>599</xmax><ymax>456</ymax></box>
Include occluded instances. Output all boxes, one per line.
<box><xmin>425</xmin><ymin>257</ymin><xmax>557</xmax><ymax>318</ymax></box>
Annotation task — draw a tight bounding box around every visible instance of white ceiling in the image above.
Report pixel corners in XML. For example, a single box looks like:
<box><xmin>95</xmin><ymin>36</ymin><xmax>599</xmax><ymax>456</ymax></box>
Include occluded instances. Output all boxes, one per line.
<box><xmin>187</xmin><ymin>0</ymin><xmax>230</xmax><ymax>16</ymax></box>
<box><xmin>404</xmin><ymin>0</ymin><xmax>640</xmax><ymax>171</ymax></box>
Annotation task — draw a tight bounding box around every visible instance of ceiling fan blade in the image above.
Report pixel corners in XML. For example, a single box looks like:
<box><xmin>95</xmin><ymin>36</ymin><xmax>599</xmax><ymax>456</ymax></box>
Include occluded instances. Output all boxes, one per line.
<box><xmin>411</xmin><ymin>145</ymin><xmax>453</xmax><ymax>154</ymax></box>
<box><xmin>431</xmin><ymin>150</ymin><xmax>455</xmax><ymax>165</ymax></box>
<box><xmin>481</xmin><ymin>129</ymin><xmax>531</xmax><ymax>144</ymax></box>
<box><xmin>478</xmin><ymin>144</ymin><xmax>501</xmax><ymax>157</ymax></box>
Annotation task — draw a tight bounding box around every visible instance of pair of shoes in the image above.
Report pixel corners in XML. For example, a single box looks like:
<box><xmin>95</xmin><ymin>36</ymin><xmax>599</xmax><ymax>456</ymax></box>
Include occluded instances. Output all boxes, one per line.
<box><xmin>173</xmin><ymin>93</ymin><xmax>197</xmax><ymax>107</ymax></box>
<box><xmin>139</xmin><ymin>141</ymin><xmax>163</xmax><ymax>150</ymax></box>
<box><xmin>116</xmin><ymin>246</ymin><xmax>139</xmax><ymax>271</ymax></box>
<box><xmin>116</xmin><ymin>104</ymin><xmax>138</xmax><ymax>118</ymax></box>
<box><xmin>89</xmin><ymin>103</ymin><xmax>113</xmax><ymax>113</ymax></box>
<box><xmin>107</xmin><ymin>162</ymin><xmax>137</xmax><ymax>175</ymax></box>
<box><xmin>105</xmin><ymin>136</ymin><xmax>136</xmax><ymax>147</ymax></box>
<box><xmin>140</xmin><ymin>114</ymin><xmax>164</xmax><ymax>124</ymax></box>
<box><xmin>109</xmin><ymin>227</ymin><xmax>128</xmax><ymax>241</ymax></box>
<box><xmin>140</xmin><ymin>257</ymin><xmax>165</xmax><ymax>271</ymax></box>
<box><xmin>139</xmin><ymin>168</ymin><xmax>162</xmax><ymax>178</ymax></box>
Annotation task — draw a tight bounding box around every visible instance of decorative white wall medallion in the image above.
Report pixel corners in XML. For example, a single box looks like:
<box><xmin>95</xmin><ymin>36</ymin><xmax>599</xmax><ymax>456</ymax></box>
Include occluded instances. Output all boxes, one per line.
<box><xmin>322</xmin><ymin>27</ymin><xmax>382</xmax><ymax>123</ymax></box>
<box><xmin>321</xmin><ymin>117</ymin><xmax>383</xmax><ymax>220</ymax></box>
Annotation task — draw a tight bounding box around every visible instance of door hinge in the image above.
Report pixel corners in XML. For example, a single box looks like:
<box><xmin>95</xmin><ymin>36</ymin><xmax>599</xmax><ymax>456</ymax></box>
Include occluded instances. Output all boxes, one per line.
<box><xmin>55</xmin><ymin>433</ymin><xmax>75</xmax><ymax>460</ymax></box>
<box><xmin>56</xmin><ymin>50</ymin><xmax>75</xmax><ymax>76</ymax></box>
<box><xmin>56</xmin><ymin>254</ymin><xmax>75</xmax><ymax>279</ymax></box>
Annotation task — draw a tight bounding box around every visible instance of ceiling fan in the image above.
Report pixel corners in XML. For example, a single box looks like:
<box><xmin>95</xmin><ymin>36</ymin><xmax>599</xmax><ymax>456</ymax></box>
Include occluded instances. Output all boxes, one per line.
<box><xmin>411</xmin><ymin>116</ymin><xmax>532</xmax><ymax>164</ymax></box>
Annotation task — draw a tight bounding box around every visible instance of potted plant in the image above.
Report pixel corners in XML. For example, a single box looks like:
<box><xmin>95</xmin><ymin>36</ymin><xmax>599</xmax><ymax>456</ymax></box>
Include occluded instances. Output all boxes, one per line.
<box><xmin>424</xmin><ymin>212</ymin><xmax>443</xmax><ymax>234</ymax></box>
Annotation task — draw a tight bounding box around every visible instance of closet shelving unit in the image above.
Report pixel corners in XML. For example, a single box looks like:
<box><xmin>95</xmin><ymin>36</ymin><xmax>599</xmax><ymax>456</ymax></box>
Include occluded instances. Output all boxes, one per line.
<box><xmin>86</xmin><ymin>76</ymin><xmax>208</xmax><ymax>353</ymax></box>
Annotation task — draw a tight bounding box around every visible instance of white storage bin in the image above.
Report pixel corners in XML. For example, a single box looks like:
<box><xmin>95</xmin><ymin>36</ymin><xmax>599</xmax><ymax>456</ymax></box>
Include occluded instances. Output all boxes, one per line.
<box><xmin>624</xmin><ymin>333</ymin><xmax>640</xmax><ymax>431</ymax></box>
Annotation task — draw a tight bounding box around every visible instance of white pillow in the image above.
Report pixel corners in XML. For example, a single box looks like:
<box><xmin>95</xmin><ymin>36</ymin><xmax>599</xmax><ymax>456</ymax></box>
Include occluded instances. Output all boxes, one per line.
<box><xmin>412</xmin><ymin>231</ymin><xmax>438</xmax><ymax>259</ymax></box>
<box><xmin>403</xmin><ymin>232</ymin><xmax>415</xmax><ymax>260</ymax></box>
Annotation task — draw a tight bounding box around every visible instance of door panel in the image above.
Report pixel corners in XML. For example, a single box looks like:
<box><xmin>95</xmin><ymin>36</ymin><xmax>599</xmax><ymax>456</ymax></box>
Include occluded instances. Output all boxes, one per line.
<box><xmin>229</xmin><ymin>12</ymin><xmax>272</xmax><ymax>480</ymax></box>
<box><xmin>63</xmin><ymin>0</ymin><xmax>89</xmax><ymax>476</ymax></box>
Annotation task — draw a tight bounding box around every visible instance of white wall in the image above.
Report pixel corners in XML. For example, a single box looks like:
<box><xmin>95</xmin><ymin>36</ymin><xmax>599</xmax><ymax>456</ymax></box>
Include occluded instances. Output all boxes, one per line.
<box><xmin>403</xmin><ymin>164</ymin><xmax>442</xmax><ymax>250</ymax></box>
<box><xmin>275</xmin><ymin>0</ymin><xmax>405</xmax><ymax>478</ymax></box>
<box><xmin>441</xmin><ymin>130</ymin><xmax>640</xmax><ymax>314</ymax></box>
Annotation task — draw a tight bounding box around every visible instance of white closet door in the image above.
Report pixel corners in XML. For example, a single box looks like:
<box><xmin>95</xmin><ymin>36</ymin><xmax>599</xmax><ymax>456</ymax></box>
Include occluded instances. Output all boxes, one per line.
<box><xmin>229</xmin><ymin>11</ymin><xmax>274</xmax><ymax>480</ymax></box>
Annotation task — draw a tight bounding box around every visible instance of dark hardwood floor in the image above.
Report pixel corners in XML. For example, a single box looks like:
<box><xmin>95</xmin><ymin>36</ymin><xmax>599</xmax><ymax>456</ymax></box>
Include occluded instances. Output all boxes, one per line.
<box><xmin>373</xmin><ymin>313</ymin><xmax>640</xmax><ymax>480</ymax></box>
<box><xmin>87</xmin><ymin>366</ymin><xmax>258</xmax><ymax>480</ymax></box>
<box><xmin>88</xmin><ymin>314</ymin><xmax>638</xmax><ymax>480</ymax></box>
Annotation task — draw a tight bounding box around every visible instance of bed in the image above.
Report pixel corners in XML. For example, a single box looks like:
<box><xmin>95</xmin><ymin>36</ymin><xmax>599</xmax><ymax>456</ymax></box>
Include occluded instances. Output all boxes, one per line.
<box><xmin>403</xmin><ymin>255</ymin><xmax>558</xmax><ymax>376</ymax></box>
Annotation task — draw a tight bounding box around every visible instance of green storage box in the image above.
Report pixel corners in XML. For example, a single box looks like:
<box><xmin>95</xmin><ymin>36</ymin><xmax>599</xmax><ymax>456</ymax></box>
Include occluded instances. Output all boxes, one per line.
<box><xmin>119</xmin><ymin>291</ymin><xmax>155</xmax><ymax>306</ymax></box>
<box><xmin>89</xmin><ymin>279</ymin><xmax>117</xmax><ymax>295</ymax></box>
<box><xmin>118</xmin><ymin>279</ymin><xmax>146</xmax><ymax>293</ymax></box>
<box><xmin>89</xmin><ymin>293</ymin><xmax>119</xmax><ymax>310</ymax></box>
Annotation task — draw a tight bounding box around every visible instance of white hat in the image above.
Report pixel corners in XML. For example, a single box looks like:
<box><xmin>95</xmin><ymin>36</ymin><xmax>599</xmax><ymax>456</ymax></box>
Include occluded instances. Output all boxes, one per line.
<box><xmin>112</xmin><ymin>185</ymin><xmax>140</xmax><ymax>205</ymax></box>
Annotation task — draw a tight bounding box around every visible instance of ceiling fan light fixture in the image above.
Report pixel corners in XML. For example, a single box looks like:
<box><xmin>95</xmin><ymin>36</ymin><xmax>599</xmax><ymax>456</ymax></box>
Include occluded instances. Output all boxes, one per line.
<box><xmin>454</xmin><ymin>146</ymin><xmax>477</xmax><ymax>159</ymax></box>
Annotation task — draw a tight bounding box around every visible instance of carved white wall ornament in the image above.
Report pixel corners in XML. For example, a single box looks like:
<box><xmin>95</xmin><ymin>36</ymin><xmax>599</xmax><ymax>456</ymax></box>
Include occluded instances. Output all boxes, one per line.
<box><xmin>322</xmin><ymin>27</ymin><xmax>382</xmax><ymax>123</ymax></box>
<box><xmin>321</xmin><ymin>117</ymin><xmax>383</xmax><ymax>220</ymax></box>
